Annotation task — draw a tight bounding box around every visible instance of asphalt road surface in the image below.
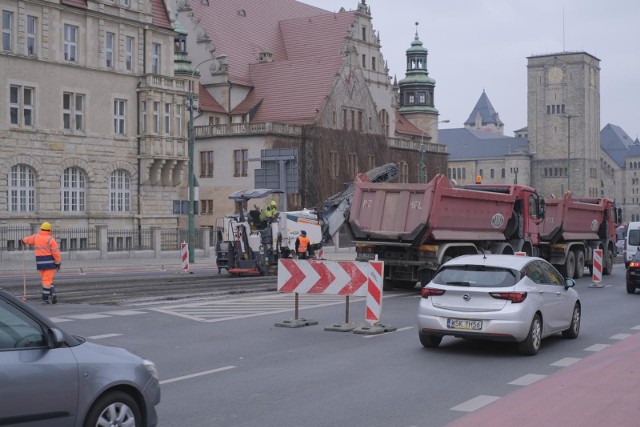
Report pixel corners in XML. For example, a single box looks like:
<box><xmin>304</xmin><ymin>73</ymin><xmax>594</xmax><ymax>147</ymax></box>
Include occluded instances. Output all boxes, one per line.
<box><xmin>25</xmin><ymin>263</ymin><xmax>640</xmax><ymax>426</ymax></box>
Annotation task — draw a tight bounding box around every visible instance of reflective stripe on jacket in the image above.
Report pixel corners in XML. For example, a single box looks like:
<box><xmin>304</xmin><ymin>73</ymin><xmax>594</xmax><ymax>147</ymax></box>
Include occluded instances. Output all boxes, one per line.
<box><xmin>23</xmin><ymin>231</ymin><xmax>61</xmax><ymax>271</ymax></box>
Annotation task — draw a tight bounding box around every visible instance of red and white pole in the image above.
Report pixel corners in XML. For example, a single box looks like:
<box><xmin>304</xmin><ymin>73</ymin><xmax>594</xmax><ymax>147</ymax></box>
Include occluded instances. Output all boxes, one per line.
<box><xmin>181</xmin><ymin>242</ymin><xmax>189</xmax><ymax>271</ymax></box>
<box><xmin>590</xmin><ymin>248</ymin><xmax>603</xmax><ymax>287</ymax></box>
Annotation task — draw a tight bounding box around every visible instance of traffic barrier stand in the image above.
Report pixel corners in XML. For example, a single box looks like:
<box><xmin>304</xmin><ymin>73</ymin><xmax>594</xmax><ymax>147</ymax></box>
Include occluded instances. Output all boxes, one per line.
<box><xmin>589</xmin><ymin>248</ymin><xmax>605</xmax><ymax>288</ymax></box>
<box><xmin>274</xmin><ymin>292</ymin><xmax>319</xmax><ymax>328</ymax></box>
<box><xmin>180</xmin><ymin>242</ymin><xmax>189</xmax><ymax>272</ymax></box>
<box><xmin>276</xmin><ymin>259</ymin><xmax>373</xmax><ymax>329</ymax></box>
<box><xmin>352</xmin><ymin>260</ymin><xmax>397</xmax><ymax>335</ymax></box>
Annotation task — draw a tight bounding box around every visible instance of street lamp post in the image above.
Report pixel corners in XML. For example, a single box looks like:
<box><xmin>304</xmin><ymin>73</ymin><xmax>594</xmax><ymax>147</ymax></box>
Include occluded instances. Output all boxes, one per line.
<box><xmin>562</xmin><ymin>113</ymin><xmax>580</xmax><ymax>193</ymax></box>
<box><xmin>186</xmin><ymin>57</ymin><xmax>218</xmax><ymax>263</ymax></box>
<box><xmin>420</xmin><ymin>119</ymin><xmax>449</xmax><ymax>183</ymax></box>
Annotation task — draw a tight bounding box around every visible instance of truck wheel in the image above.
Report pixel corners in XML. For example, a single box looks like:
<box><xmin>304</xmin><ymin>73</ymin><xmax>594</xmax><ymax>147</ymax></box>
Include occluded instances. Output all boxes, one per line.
<box><xmin>574</xmin><ymin>250</ymin><xmax>585</xmax><ymax>279</ymax></box>
<box><xmin>419</xmin><ymin>332</ymin><xmax>442</xmax><ymax>348</ymax></box>
<box><xmin>560</xmin><ymin>251</ymin><xmax>575</xmax><ymax>278</ymax></box>
<box><xmin>603</xmin><ymin>249</ymin><xmax>614</xmax><ymax>275</ymax></box>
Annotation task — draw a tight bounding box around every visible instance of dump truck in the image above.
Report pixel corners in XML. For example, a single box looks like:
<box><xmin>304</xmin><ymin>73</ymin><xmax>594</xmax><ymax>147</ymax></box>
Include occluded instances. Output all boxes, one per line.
<box><xmin>348</xmin><ymin>175</ymin><xmax>620</xmax><ymax>289</ymax></box>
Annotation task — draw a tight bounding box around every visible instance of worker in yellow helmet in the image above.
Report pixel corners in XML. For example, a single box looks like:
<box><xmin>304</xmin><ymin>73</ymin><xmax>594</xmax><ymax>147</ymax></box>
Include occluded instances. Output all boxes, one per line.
<box><xmin>259</xmin><ymin>200</ymin><xmax>279</xmax><ymax>223</ymax></box>
<box><xmin>22</xmin><ymin>222</ymin><xmax>61</xmax><ymax>304</ymax></box>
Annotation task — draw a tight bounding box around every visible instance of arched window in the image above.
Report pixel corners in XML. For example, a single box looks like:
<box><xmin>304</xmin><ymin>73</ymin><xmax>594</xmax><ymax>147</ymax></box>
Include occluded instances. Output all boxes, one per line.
<box><xmin>378</xmin><ymin>109</ymin><xmax>389</xmax><ymax>137</ymax></box>
<box><xmin>8</xmin><ymin>164</ymin><xmax>35</xmax><ymax>212</ymax></box>
<box><xmin>110</xmin><ymin>169</ymin><xmax>131</xmax><ymax>212</ymax></box>
<box><xmin>61</xmin><ymin>167</ymin><xmax>86</xmax><ymax>212</ymax></box>
<box><xmin>490</xmin><ymin>169</ymin><xmax>495</xmax><ymax>179</ymax></box>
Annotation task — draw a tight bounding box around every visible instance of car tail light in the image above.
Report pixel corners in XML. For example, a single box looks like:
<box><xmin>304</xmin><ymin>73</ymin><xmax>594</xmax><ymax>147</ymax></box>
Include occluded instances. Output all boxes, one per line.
<box><xmin>489</xmin><ymin>292</ymin><xmax>527</xmax><ymax>303</ymax></box>
<box><xmin>630</xmin><ymin>262</ymin><xmax>640</xmax><ymax>268</ymax></box>
<box><xmin>421</xmin><ymin>287</ymin><xmax>445</xmax><ymax>298</ymax></box>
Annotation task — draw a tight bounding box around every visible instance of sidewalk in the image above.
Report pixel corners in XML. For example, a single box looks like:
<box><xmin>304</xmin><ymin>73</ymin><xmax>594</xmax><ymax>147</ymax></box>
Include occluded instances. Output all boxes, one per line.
<box><xmin>449</xmin><ymin>330</ymin><xmax>640</xmax><ymax>427</ymax></box>
<box><xmin>0</xmin><ymin>246</ymin><xmax>357</xmax><ymax>275</ymax></box>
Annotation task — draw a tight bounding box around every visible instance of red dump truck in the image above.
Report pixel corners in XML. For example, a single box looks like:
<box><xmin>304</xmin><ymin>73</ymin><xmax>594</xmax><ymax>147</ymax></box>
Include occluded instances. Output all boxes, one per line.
<box><xmin>348</xmin><ymin>175</ymin><xmax>620</xmax><ymax>290</ymax></box>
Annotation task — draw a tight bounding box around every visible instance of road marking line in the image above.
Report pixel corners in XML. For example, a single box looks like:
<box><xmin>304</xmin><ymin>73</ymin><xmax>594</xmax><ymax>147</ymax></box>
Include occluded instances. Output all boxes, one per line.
<box><xmin>585</xmin><ymin>343</ymin><xmax>610</xmax><ymax>352</ymax></box>
<box><xmin>550</xmin><ymin>357</ymin><xmax>581</xmax><ymax>367</ymax></box>
<box><xmin>508</xmin><ymin>373</ymin><xmax>547</xmax><ymax>386</ymax></box>
<box><xmin>50</xmin><ymin>317</ymin><xmax>74</xmax><ymax>323</ymax></box>
<box><xmin>160</xmin><ymin>366</ymin><xmax>236</xmax><ymax>385</ymax></box>
<box><xmin>450</xmin><ymin>395</ymin><xmax>500</xmax><ymax>412</ymax></box>
<box><xmin>362</xmin><ymin>326</ymin><xmax>413</xmax><ymax>338</ymax></box>
<box><xmin>105</xmin><ymin>310</ymin><xmax>146</xmax><ymax>316</ymax></box>
<box><xmin>66</xmin><ymin>313</ymin><xmax>111</xmax><ymax>320</ymax></box>
<box><xmin>631</xmin><ymin>325</ymin><xmax>640</xmax><ymax>330</ymax></box>
<box><xmin>610</xmin><ymin>333</ymin><xmax>632</xmax><ymax>340</ymax></box>
<box><xmin>88</xmin><ymin>333</ymin><xmax>123</xmax><ymax>340</ymax></box>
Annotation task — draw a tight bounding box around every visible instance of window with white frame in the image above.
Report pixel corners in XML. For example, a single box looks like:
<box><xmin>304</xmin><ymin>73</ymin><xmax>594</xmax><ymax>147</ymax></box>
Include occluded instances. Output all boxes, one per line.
<box><xmin>2</xmin><ymin>11</ymin><xmax>12</xmax><ymax>52</ymax></box>
<box><xmin>233</xmin><ymin>149</ymin><xmax>248</xmax><ymax>177</ymax></box>
<box><xmin>140</xmin><ymin>100</ymin><xmax>147</xmax><ymax>133</ymax></box>
<box><xmin>110</xmin><ymin>169</ymin><xmax>130</xmax><ymax>212</ymax></box>
<box><xmin>105</xmin><ymin>32</ymin><xmax>114</xmax><ymax>68</ymax></box>
<box><xmin>126</xmin><ymin>36</ymin><xmax>134</xmax><ymax>71</ymax></box>
<box><xmin>61</xmin><ymin>167</ymin><xmax>86</xmax><ymax>212</ymax></box>
<box><xmin>64</xmin><ymin>24</ymin><xmax>78</xmax><ymax>62</ymax></box>
<box><xmin>26</xmin><ymin>16</ymin><xmax>37</xmax><ymax>55</ymax></box>
<box><xmin>153</xmin><ymin>101</ymin><xmax>159</xmax><ymax>133</ymax></box>
<box><xmin>164</xmin><ymin>103</ymin><xmax>171</xmax><ymax>134</ymax></box>
<box><xmin>200</xmin><ymin>151</ymin><xmax>214</xmax><ymax>178</ymax></box>
<box><xmin>63</xmin><ymin>92</ymin><xmax>85</xmax><ymax>131</ymax></box>
<box><xmin>8</xmin><ymin>164</ymin><xmax>35</xmax><ymax>212</ymax></box>
<box><xmin>113</xmin><ymin>99</ymin><xmax>126</xmax><ymax>135</ymax></box>
<box><xmin>9</xmin><ymin>85</ymin><xmax>34</xmax><ymax>127</ymax></box>
<box><xmin>175</xmin><ymin>104</ymin><xmax>183</xmax><ymax>137</ymax></box>
<box><xmin>151</xmin><ymin>43</ymin><xmax>161</xmax><ymax>74</ymax></box>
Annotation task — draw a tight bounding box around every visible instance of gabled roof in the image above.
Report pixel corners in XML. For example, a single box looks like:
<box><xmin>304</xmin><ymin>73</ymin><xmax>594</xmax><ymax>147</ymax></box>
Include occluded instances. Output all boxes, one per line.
<box><xmin>187</xmin><ymin>0</ymin><xmax>331</xmax><ymax>85</ymax></box>
<box><xmin>198</xmin><ymin>83</ymin><xmax>225</xmax><ymax>113</ymax></box>
<box><xmin>601</xmin><ymin>123</ymin><xmax>640</xmax><ymax>166</ymax></box>
<box><xmin>394</xmin><ymin>111</ymin><xmax>426</xmax><ymax>138</ymax></box>
<box><xmin>440</xmin><ymin>128</ymin><xmax>528</xmax><ymax>160</ymax></box>
<box><xmin>150</xmin><ymin>0</ymin><xmax>173</xmax><ymax>30</ymax></box>
<box><xmin>464</xmin><ymin>90</ymin><xmax>504</xmax><ymax>127</ymax></box>
<box><xmin>280</xmin><ymin>11</ymin><xmax>357</xmax><ymax>60</ymax></box>
<box><xmin>234</xmin><ymin>56</ymin><xmax>343</xmax><ymax>124</ymax></box>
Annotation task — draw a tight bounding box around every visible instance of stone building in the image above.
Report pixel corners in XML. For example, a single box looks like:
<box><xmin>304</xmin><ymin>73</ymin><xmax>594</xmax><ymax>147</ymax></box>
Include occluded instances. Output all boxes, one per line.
<box><xmin>175</xmin><ymin>0</ymin><xmax>448</xmax><ymax>226</ymax></box>
<box><xmin>0</xmin><ymin>0</ymin><xmax>190</xmax><ymax>241</ymax></box>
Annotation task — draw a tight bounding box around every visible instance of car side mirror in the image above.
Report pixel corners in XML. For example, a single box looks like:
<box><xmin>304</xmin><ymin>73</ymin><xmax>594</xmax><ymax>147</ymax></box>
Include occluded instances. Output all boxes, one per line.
<box><xmin>564</xmin><ymin>278</ymin><xmax>576</xmax><ymax>289</ymax></box>
<box><xmin>47</xmin><ymin>328</ymin><xmax>65</xmax><ymax>349</ymax></box>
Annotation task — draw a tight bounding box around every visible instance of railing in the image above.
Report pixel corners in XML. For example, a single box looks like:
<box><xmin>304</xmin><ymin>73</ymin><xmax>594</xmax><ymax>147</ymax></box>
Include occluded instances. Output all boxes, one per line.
<box><xmin>194</xmin><ymin>122</ymin><xmax>304</xmax><ymax>138</ymax></box>
<box><xmin>55</xmin><ymin>228</ymin><xmax>98</xmax><ymax>252</ymax></box>
<box><xmin>139</xmin><ymin>74</ymin><xmax>188</xmax><ymax>92</ymax></box>
<box><xmin>388</xmin><ymin>137</ymin><xmax>448</xmax><ymax>153</ymax></box>
<box><xmin>161</xmin><ymin>229</ymin><xmax>204</xmax><ymax>251</ymax></box>
<box><xmin>0</xmin><ymin>226</ymin><xmax>30</xmax><ymax>252</ymax></box>
<box><xmin>107</xmin><ymin>229</ymin><xmax>152</xmax><ymax>252</ymax></box>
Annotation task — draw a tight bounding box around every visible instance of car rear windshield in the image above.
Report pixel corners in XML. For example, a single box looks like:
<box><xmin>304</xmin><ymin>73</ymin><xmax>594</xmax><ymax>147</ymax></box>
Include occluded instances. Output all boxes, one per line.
<box><xmin>433</xmin><ymin>265</ymin><xmax>517</xmax><ymax>288</ymax></box>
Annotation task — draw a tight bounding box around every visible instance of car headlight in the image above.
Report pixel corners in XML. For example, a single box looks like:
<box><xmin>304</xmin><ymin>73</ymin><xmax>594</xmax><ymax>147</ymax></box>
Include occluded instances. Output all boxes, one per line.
<box><xmin>143</xmin><ymin>359</ymin><xmax>159</xmax><ymax>380</ymax></box>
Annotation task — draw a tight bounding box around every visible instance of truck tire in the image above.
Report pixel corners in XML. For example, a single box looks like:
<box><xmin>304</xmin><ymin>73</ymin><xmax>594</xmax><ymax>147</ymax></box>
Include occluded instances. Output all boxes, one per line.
<box><xmin>603</xmin><ymin>249</ymin><xmax>614</xmax><ymax>275</ymax></box>
<box><xmin>574</xmin><ymin>250</ymin><xmax>585</xmax><ymax>279</ymax></box>
<box><xmin>560</xmin><ymin>251</ymin><xmax>575</xmax><ymax>278</ymax></box>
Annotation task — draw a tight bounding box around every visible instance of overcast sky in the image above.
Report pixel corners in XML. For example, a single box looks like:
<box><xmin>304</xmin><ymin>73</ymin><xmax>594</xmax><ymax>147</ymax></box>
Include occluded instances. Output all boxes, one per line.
<box><xmin>301</xmin><ymin>0</ymin><xmax>639</xmax><ymax>139</ymax></box>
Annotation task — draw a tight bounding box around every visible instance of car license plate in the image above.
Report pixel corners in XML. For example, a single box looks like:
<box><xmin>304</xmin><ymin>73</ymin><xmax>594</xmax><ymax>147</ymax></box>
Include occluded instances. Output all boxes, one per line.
<box><xmin>447</xmin><ymin>318</ymin><xmax>482</xmax><ymax>330</ymax></box>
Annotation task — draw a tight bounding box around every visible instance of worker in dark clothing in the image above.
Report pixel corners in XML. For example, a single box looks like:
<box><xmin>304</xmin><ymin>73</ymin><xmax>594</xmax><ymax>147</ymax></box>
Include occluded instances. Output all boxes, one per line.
<box><xmin>295</xmin><ymin>230</ymin><xmax>311</xmax><ymax>259</ymax></box>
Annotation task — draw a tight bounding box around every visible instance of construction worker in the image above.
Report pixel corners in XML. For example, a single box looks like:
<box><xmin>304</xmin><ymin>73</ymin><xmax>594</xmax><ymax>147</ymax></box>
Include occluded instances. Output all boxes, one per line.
<box><xmin>23</xmin><ymin>222</ymin><xmax>61</xmax><ymax>304</ymax></box>
<box><xmin>475</xmin><ymin>175</ymin><xmax>482</xmax><ymax>184</ymax></box>
<box><xmin>295</xmin><ymin>230</ymin><xmax>311</xmax><ymax>259</ymax></box>
<box><xmin>259</xmin><ymin>200</ymin><xmax>278</xmax><ymax>223</ymax></box>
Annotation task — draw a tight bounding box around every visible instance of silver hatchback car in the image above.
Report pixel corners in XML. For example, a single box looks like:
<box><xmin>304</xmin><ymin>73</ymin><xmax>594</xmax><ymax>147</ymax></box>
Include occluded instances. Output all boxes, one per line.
<box><xmin>0</xmin><ymin>287</ymin><xmax>160</xmax><ymax>426</ymax></box>
<box><xmin>417</xmin><ymin>254</ymin><xmax>581</xmax><ymax>355</ymax></box>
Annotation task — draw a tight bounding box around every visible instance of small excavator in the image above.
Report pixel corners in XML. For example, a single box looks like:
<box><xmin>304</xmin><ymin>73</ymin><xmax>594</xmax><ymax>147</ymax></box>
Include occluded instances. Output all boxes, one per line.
<box><xmin>215</xmin><ymin>163</ymin><xmax>399</xmax><ymax>276</ymax></box>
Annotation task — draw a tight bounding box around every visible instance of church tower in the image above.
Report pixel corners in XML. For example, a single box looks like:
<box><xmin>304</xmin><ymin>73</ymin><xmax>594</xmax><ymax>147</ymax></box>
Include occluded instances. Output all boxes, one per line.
<box><xmin>398</xmin><ymin>23</ymin><xmax>440</xmax><ymax>143</ymax></box>
<box><xmin>527</xmin><ymin>52</ymin><xmax>601</xmax><ymax>197</ymax></box>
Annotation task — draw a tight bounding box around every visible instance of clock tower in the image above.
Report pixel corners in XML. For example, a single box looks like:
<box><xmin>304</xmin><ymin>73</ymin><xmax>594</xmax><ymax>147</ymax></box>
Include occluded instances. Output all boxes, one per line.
<box><xmin>527</xmin><ymin>52</ymin><xmax>601</xmax><ymax>198</ymax></box>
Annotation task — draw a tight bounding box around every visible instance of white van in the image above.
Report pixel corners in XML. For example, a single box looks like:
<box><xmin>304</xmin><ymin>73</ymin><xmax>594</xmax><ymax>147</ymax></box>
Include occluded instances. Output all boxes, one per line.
<box><xmin>625</xmin><ymin>222</ymin><xmax>640</xmax><ymax>268</ymax></box>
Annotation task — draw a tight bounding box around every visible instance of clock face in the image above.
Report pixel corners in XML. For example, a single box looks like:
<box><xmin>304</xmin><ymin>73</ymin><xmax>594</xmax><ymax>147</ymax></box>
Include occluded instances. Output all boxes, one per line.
<box><xmin>548</xmin><ymin>66</ymin><xmax>563</xmax><ymax>84</ymax></box>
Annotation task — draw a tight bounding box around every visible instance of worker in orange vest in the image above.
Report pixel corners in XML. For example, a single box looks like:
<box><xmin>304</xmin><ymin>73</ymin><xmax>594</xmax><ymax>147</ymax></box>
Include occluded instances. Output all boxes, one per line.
<box><xmin>295</xmin><ymin>230</ymin><xmax>311</xmax><ymax>259</ymax></box>
<box><xmin>23</xmin><ymin>222</ymin><xmax>61</xmax><ymax>304</ymax></box>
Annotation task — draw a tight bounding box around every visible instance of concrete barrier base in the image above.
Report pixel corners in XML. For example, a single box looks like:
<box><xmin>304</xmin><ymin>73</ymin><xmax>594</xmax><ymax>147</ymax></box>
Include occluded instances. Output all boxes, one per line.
<box><xmin>324</xmin><ymin>322</ymin><xmax>359</xmax><ymax>332</ymax></box>
<box><xmin>274</xmin><ymin>318</ymin><xmax>318</xmax><ymax>328</ymax></box>
<box><xmin>352</xmin><ymin>323</ymin><xmax>397</xmax><ymax>335</ymax></box>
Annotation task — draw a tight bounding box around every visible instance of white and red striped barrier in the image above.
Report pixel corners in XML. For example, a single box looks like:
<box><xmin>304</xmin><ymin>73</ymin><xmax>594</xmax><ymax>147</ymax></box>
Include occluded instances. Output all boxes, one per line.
<box><xmin>278</xmin><ymin>259</ymin><xmax>372</xmax><ymax>296</ymax></box>
<box><xmin>365</xmin><ymin>261</ymin><xmax>384</xmax><ymax>324</ymax></box>
<box><xmin>181</xmin><ymin>242</ymin><xmax>189</xmax><ymax>271</ymax></box>
<box><xmin>591</xmin><ymin>248</ymin><xmax>603</xmax><ymax>285</ymax></box>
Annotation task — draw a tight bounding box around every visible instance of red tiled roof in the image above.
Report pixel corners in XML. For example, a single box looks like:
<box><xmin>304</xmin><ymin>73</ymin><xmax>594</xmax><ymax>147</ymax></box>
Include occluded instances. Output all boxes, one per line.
<box><xmin>150</xmin><ymin>0</ymin><xmax>172</xmax><ymax>30</ymax></box>
<box><xmin>235</xmin><ymin>56</ymin><xmax>344</xmax><ymax>124</ymax></box>
<box><xmin>189</xmin><ymin>0</ymin><xmax>332</xmax><ymax>85</ymax></box>
<box><xmin>198</xmin><ymin>83</ymin><xmax>226</xmax><ymax>113</ymax></box>
<box><xmin>280</xmin><ymin>12</ymin><xmax>357</xmax><ymax>60</ymax></box>
<box><xmin>395</xmin><ymin>111</ymin><xmax>428</xmax><ymax>138</ymax></box>
<box><xmin>61</xmin><ymin>0</ymin><xmax>87</xmax><ymax>9</ymax></box>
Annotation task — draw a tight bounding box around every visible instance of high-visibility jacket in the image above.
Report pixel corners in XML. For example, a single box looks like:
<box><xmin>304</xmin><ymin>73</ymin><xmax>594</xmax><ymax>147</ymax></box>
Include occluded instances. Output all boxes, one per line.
<box><xmin>23</xmin><ymin>230</ymin><xmax>61</xmax><ymax>270</ymax></box>
<box><xmin>296</xmin><ymin>236</ymin><xmax>310</xmax><ymax>254</ymax></box>
<box><xmin>259</xmin><ymin>206</ymin><xmax>278</xmax><ymax>222</ymax></box>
